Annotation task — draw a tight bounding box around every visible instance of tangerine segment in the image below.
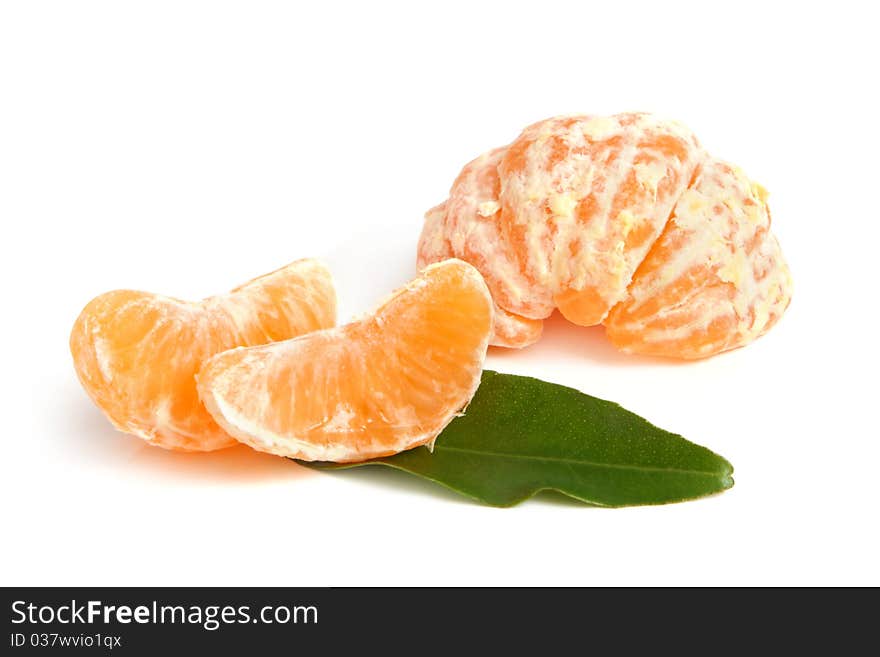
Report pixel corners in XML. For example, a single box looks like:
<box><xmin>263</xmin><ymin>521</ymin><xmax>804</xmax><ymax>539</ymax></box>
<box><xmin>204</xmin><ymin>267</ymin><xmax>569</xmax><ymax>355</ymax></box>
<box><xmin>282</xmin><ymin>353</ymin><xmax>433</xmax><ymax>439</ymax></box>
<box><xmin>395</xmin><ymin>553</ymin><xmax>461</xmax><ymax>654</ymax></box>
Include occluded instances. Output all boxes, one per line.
<box><xmin>197</xmin><ymin>259</ymin><xmax>493</xmax><ymax>463</ymax></box>
<box><xmin>417</xmin><ymin>187</ymin><xmax>542</xmax><ymax>349</ymax></box>
<box><xmin>439</xmin><ymin>146</ymin><xmax>548</xmax><ymax>318</ymax></box>
<box><xmin>490</xmin><ymin>306</ymin><xmax>543</xmax><ymax>349</ymax></box>
<box><xmin>415</xmin><ymin>202</ymin><xmax>452</xmax><ymax>268</ymax></box>
<box><xmin>70</xmin><ymin>259</ymin><xmax>336</xmax><ymax>451</ymax></box>
<box><xmin>604</xmin><ymin>158</ymin><xmax>793</xmax><ymax>359</ymax></box>
<box><xmin>498</xmin><ymin>113</ymin><xmax>703</xmax><ymax>326</ymax></box>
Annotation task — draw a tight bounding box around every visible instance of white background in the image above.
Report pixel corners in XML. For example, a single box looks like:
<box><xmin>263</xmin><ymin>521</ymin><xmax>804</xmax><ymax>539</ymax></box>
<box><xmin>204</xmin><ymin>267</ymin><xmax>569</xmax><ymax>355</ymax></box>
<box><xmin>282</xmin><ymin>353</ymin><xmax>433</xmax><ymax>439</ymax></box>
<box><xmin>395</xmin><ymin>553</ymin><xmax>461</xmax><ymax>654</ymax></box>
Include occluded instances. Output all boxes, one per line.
<box><xmin>1</xmin><ymin>1</ymin><xmax>877</xmax><ymax>586</ymax></box>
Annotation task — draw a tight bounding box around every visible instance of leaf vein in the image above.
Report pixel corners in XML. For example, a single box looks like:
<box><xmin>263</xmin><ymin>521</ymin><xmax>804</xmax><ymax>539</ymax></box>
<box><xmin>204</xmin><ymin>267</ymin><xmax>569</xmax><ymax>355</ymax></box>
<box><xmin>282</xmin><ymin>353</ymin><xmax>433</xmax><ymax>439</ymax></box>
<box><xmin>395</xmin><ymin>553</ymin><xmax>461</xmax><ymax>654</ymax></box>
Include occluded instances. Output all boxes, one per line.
<box><xmin>433</xmin><ymin>445</ymin><xmax>725</xmax><ymax>477</ymax></box>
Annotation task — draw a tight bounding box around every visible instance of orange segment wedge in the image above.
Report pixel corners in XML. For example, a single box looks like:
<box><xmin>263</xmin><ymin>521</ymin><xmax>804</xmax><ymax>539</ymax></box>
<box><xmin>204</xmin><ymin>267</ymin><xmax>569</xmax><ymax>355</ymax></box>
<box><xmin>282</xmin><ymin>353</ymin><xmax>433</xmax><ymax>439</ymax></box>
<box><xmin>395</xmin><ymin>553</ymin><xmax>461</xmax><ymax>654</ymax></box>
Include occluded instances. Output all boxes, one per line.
<box><xmin>417</xmin><ymin>153</ymin><xmax>543</xmax><ymax>349</ymax></box>
<box><xmin>197</xmin><ymin>259</ymin><xmax>493</xmax><ymax>462</ymax></box>
<box><xmin>70</xmin><ymin>259</ymin><xmax>336</xmax><ymax>451</ymax></box>
<box><xmin>605</xmin><ymin>159</ymin><xmax>793</xmax><ymax>358</ymax></box>
<box><xmin>490</xmin><ymin>305</ymin><xmax>544</xmax><ymax>349</ymax></box>
<box><xmin>497</xmin><ymin>113</ymin><xmax>703</xmax><ymax>326</ymax></box>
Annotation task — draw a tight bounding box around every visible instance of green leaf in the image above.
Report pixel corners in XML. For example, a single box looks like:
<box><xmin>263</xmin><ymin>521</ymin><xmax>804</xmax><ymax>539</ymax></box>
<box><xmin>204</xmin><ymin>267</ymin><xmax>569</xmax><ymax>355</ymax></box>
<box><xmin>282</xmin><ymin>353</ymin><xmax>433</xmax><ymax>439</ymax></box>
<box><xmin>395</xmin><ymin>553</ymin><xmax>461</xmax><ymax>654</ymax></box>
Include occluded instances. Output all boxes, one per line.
<box><xmin>301</xmin><ymin>370</ymin><xmax>734</xmax><ymax>507</ymax></box>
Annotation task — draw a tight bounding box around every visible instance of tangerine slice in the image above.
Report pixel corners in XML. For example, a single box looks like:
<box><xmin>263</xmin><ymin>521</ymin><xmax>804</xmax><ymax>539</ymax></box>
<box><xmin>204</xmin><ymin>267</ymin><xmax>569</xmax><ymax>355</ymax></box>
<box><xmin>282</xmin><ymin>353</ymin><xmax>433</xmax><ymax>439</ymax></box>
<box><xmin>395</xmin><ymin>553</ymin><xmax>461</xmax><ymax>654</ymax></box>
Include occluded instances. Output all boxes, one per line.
<box><xmin>416</xmin><ymin>201</ymin><xmax>453</xmax><ymax>268</ymax></box>
<box><xmin>498</xmin><ymin>113</ymin><xmax>703</xmax><ymax>326</ymax></box>
<box><xmin>490</xmin><ymin>305</ymin><xmax>544</xmax><ymax>349</ymax></box>
<box><xmin>417</xmin><ymin>151</ymin><xmax>544</xmax><ymax>348</ymax></box>
<box><xmin>70</xmin><ymin>259</ymin><xmax>336</xmax><ymax>451</ymax></box>
<box><xmin>197</xmin><ymin>259</ymin><xmax>493</xmax><ymax>462</ymax></box>
<box><xmin>605</xmin><ymin>158</ymin><xmax>793</xmax><ymax>358</ymax></box>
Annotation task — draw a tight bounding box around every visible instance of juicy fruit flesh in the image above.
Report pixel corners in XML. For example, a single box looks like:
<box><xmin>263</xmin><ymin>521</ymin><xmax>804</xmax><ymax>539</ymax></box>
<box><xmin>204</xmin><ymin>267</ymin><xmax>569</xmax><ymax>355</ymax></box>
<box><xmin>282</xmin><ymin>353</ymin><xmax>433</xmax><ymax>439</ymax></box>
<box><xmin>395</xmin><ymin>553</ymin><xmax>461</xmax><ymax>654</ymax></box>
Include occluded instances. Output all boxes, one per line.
<box><xmin>417</xmin><ymin>112</ymin><xmax>793</xmax><ymax>358</ymax></box>
<box><xmin>197</xmin><ymin>259</ymin><xmax>493</xmax><ymax>462</ymax></box>
<box><xmin>70</xmin><ymin>259</ymin><xmax>336</xmax><ymax>451</ymax></box>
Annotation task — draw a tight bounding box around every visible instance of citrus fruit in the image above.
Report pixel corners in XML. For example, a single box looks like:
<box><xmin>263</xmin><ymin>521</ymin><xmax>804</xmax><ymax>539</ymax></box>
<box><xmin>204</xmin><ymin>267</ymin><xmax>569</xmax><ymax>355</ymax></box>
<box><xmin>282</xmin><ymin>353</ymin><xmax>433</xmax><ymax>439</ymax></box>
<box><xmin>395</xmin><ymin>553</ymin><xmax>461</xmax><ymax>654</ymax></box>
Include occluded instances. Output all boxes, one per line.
<box><xmin>604</xmin><ymin>158</ymin><xmax>793</xmax><ymax>358</ymax></box>
<box><xmin>197</xmin><ymin>259</ymin><xmax>493</xmax><ymax>462</ymax></box>
<box><xmin>419</xmin><ymin>112</ymin><xmax>792</xmax><ymax>358</ymax></box>
<box><xmin>70</xmin><ymin>259</ymin><xmax>336</xmax><ymax>451</ymax></box>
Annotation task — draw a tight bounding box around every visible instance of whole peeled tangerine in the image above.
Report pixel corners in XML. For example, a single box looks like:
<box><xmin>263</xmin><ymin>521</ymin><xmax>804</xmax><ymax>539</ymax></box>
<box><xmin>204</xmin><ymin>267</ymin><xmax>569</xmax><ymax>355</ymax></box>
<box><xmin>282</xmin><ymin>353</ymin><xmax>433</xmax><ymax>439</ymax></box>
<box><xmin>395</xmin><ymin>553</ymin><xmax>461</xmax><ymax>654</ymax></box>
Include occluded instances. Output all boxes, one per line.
<box><xmin>418</xmin><ymin>112</ymin><xmax>793</xmax><ymax>359</ymax></box>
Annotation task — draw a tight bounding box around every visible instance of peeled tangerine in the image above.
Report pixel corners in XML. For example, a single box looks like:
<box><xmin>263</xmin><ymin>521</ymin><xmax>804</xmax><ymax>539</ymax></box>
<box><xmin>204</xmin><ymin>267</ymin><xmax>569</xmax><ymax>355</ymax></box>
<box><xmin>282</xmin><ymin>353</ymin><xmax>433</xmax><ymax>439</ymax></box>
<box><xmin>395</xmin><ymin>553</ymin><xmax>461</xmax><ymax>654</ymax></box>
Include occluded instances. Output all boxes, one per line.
<box><xmin>197</xmin><ymin>259</ymin><xmax>493</xmax><ymax>463</ymax></box>
<box><xmin>70</xmin><ymin>259</ymin><xmax>336</xmax><ymax>451</ymax></box>
<box><xmin>418</xmin><ymin>112</ymin><xmax>793</xmax><ymax>358</ymax></box>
